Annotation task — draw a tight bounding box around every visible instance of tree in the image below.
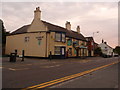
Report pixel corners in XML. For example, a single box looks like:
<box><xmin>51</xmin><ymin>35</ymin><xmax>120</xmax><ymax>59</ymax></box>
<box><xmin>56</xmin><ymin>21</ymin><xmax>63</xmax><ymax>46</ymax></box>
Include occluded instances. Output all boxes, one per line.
<box><xmin>0</xmin><ymin>19</ymin><xmax>9</xmax><ymax>46</ymax></box>
<box><xmin>114</xmin><ymin>46</ymin><xmax>120</xmax><ymax>55</ymax></box>
<box><xmin>0</xmin><ymin>19</ymin><xmax>10</xmax><ymax>55</ymax></box>
<box><xmin>1</xmin><ymin>20</ymin><xmax>6</xmax><ymax>45</ymax></box>
<box><xmin>94</xmin><ymin>47</ymin><xmax>102</xmax><ymax>56</ymax></box>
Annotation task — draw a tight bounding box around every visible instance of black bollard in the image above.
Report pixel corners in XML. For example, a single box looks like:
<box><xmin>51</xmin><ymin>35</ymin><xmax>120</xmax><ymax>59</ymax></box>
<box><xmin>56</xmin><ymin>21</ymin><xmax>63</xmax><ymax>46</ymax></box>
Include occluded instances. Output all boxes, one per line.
<box><xmin>15</xmin><ymin>50</ymin><xmax>17</xmax><ymax>56</ymax></box>
<box><xmin>49</xmin><ymin>51</ymin><xmax>52</xmax><ymax>60</ymax></box>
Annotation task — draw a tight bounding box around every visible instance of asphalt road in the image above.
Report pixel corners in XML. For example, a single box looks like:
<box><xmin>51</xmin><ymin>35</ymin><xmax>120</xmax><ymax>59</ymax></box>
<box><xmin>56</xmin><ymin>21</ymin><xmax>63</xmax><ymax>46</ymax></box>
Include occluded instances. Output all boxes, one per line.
<box><xmin>51</xmin><ymin>62</ymin><xmax>118</xmax><ymax>88</ymax></box>
<box><xmin>2</xmin><ymin>57</ymin><xmax>119</xmax><ymax>89</ymax></box>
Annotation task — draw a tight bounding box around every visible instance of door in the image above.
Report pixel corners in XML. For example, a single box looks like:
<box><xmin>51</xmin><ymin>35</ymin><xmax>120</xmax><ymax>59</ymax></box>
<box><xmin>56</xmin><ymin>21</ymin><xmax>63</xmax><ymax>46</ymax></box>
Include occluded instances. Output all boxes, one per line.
<box><xmin>61</xmin><ymin>47</ymin><xmax>65</xmax><ymax>55</ymax></box>
<box><xmin>61</xmin><ymin>47</ymin><xmax>66</xmax><ymax>58</ymax></box>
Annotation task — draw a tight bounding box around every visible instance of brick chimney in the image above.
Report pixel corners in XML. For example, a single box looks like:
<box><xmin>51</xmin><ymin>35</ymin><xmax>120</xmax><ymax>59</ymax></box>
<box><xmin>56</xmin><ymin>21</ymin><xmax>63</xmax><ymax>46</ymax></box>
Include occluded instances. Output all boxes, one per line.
<box><xmin>65</xmin><ymin>21</ymin><xmax>71</xmax><ymax>30</ymax></box>
<box><xmin>77</xmin><ymin>26</ymin><xmax>80</xmax><ymax>33</ymax></box>
<box><xmin>34</xmin><ymin>7</ymin><xmax>41</xmax><ymax>20</ymax></box>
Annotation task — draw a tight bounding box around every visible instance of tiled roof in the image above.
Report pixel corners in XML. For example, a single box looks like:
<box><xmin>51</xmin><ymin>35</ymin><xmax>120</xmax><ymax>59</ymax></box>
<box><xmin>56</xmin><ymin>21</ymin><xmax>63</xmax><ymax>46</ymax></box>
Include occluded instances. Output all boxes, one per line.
<box><xmin>42</xmin><ymin>21</ymin><xmax>86</xmax><ymax>41</ymax></box>
<box><xmin>11</xmin><ymin>25</ymin><xmax>30</xmax><ymax>35</ymax></box>
<box><xmin>10</xmin><ymin>20</ymin><xmax>86</xmax><ymax>41</ymax></box>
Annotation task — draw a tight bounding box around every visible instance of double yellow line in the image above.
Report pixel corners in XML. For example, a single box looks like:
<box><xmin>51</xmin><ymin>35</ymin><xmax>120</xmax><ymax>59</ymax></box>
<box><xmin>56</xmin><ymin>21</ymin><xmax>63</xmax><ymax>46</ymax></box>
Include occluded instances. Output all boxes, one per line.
<box><xmin>23</xmin><ymin>61</ymin><xmax>119</xmax><ymax>90</ymax></box>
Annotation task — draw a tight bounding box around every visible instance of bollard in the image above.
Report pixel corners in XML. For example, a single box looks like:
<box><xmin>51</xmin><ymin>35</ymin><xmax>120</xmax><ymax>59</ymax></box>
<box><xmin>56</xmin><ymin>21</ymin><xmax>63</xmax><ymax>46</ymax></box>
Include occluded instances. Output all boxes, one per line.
<box><xmin>49</xmin><ymin>51</ymin><xmax>52</xmax><ymax>60</ymax></box>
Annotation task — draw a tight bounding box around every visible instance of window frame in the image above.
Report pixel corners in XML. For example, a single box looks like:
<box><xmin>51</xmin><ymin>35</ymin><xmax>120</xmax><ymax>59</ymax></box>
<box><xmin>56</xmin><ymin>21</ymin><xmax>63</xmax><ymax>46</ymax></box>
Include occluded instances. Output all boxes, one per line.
<box><xmin>55</xmin><ymin>32</ymin><xmax>66</xmax><ymax>43</ymax></box>
<box><xmin>61</xmin><ymin>33</ymin><xmax>66</xmax><ymax>43</ymax></box>
<box><xmin>55</xmin><ymin>33</ymin><xmax>61</xmax><ymax>42</ymax></box>
<box><xmin>54</xmin><ymin>46</ymin><xmax>61</xmax><ymax>55</ymax></box>
<box><xmin>24</xmin><ymin>36</ymin><xmax>30</xmax><ymax>42</ymax></box>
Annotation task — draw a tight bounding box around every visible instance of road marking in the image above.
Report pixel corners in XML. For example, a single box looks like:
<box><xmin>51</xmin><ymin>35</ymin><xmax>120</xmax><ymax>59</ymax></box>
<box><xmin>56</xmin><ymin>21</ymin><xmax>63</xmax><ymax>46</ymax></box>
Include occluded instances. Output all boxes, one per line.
<box><xmin>22</xmin><ymin>61</ymin><xmax>119</xmax><ymax>90</ymax></box>
<box><xmin>41</xmin><ymin>64</ymin><xmax>62</xmax><ymax>68</ymax></box>
<box><xmin>8</xmin><ymin>68</ymin><xmax>16</xmax><ymax>71</ymax></box>
<box><xmin>8</xmin><ymin>68</ymin><xmax>29</xmax><ymax>71</ymax></box>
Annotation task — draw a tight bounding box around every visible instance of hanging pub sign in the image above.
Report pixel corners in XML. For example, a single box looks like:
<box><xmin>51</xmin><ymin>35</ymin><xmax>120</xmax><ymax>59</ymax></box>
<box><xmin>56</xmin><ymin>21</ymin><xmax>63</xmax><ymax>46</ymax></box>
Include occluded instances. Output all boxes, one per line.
<box><xmin>36</xmin><ymin>36</ymin><xmax>44</xmax><ymax>45</ymax></box>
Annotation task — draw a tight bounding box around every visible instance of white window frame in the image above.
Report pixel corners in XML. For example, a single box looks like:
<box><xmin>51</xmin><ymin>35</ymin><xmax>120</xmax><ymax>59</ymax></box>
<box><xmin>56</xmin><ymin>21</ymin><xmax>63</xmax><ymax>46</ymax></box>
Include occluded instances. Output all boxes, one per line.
<box><xmin>54</xmin><ymin>46</ymin><xmax>61</xmax><ymax>55</ymax></box>
<box><xmin>62</xmin><ymin>33</ymin><xmax>65</xmax><ymax>42</ymax></box>
<box><xmin>25</xmin><ymin>37</ymin><xmax>29</xmax><ymax>42</ymax></box>
<box><xmin>55</xmin><ymin>33</ymin><xmax>61</xmax><ymax>42</ymax></box>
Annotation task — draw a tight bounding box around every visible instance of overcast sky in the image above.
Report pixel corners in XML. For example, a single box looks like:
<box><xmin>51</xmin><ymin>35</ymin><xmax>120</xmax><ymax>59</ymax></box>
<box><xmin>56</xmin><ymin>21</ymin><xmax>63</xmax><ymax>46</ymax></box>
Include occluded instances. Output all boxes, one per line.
<box><xmin>1</xmin><ymin>2</ymin><xmax>118</xmax><ymax>48</ymax></box>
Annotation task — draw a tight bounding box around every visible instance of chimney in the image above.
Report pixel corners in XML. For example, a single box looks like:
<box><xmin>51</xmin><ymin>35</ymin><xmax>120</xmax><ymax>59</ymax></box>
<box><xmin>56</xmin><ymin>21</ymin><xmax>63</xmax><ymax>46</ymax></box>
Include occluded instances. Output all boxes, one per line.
<box><xmin>77</xmin><ymin>26</ymin><xmax>80</xmax><ymax>33</ymax></box>
<box><xmin>34</xmin><ymin>7</ymin><xmax>41</xmax><ymax>20</ymax></box>
<box><xmin>104</xmin><ymin>42</ymin><xmax>107</xmax><ymax>44</ymax></box>
<box><xmin>102</xmin><ymin>39</ymin><xmax>104</xmax><ymax>43</ymax></box>
<box><xmin>65</xmin><ymin>21</ymin><xmax>71</xmax><ymax>30</ymax></box>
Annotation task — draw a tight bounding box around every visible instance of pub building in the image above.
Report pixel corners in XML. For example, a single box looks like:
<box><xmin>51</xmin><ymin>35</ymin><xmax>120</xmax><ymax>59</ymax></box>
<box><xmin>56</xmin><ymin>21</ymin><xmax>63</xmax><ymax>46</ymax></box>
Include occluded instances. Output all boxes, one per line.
<box><xmin>5</xmin><ymin>7</ymin><xmax>88</xmax><ymax>59</ymax></box>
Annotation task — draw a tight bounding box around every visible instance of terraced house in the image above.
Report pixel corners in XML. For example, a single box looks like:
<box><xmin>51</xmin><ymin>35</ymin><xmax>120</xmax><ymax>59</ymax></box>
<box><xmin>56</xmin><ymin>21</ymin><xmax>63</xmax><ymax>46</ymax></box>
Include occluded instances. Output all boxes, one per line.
<box><xmin>5</xmin><ymin>7</ymin><xmax>88</xmax><ymax>58</ymax></box>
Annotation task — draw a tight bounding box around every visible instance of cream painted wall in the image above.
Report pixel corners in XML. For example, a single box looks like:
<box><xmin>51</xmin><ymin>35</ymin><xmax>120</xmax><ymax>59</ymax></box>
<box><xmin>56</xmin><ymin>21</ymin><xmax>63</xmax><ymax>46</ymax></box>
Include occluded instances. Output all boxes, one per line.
<box><xmin>27</xmin><ymin>19</ymin><xmax>47</xmax><ymax>32</ymax></box>
<box><xmin>6</xmin><ymin>31</ymin><xmax>88</xmax><ymax>58</ymax></box>
<box><xmin>5</xmin><ymin>32</ymin><xmax>47</xmax><ymax>57</ymax></box>
<box><xmin>49</xmin><ymin>32</ymin><xmax>55</xmax><ymax>55</ymax></box>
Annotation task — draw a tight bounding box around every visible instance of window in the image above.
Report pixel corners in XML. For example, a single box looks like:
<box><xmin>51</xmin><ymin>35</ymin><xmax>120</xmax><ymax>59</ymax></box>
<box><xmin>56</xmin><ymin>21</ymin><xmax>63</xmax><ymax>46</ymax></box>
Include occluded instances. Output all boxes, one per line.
<box><xmin>76</xmin><ymin>40</ymin><xmax>79</xmax><ymax>45</ymax></box>
<box><xmin>74</xmin><ymin>49</ymin><xmax>76</xmax><ymax>54</ymax></box>
<box><xmin>55</xmin><ymin>33</ymin><xmax>65</xmax><ymax>42</ymax></box>
<box><xmin>25</xmin><ymin>37</ymin><xmax>29</xmax><ymax>42</ymax></box>
<box><xmin>61</xmin><ymin>47</ymin><xmax>65</xmax><ymax>55</ymax></box>
<box><xmin>62</xmin><ymin>33</ymin><xmax>65</xmax><ymax>42</ymax></box>
<box><xmin>81</xmin><ymin>42</ymin><xmax>84</xmax><ymax>45</ymax></box>
<box><xmin>91</xmin><ymin>42</ymin><xmax>94</xmax><ymax>46</ymax></box>
<box><xmin>55</xmin><ymin>33</ymin><xmax>61</xmax><ymax>41</ymax></box>
<box><xmin>54</xmin><ymin>46</ymin><xmax>61</xmax><ymax>55</ymax></box>
<box><xmin>105</xmin><ymin>47</ymin><xmax>108</xmax><ymax>51</ymax></box>
<box><xmin>67</xmin><ymin>39</ymin><xmax>72</xmax><ymax>46</ymax></box>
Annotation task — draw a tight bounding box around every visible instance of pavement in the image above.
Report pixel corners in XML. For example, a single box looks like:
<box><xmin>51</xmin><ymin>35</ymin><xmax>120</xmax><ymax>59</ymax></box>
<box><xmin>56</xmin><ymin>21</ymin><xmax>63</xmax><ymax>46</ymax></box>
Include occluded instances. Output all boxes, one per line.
<box><xmin>2</xmin><ymin>56</ymin><xmax>119</xmax><ymax>89</ymax></box>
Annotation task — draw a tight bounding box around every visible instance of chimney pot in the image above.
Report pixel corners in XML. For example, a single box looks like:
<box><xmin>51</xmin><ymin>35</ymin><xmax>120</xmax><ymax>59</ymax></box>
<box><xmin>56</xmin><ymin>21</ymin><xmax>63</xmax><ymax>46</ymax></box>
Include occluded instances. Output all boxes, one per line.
<box><xmin>104</xmin><ymin>42</ymin><xmax>107</xmax><ymax>44</ymax></box>
<box><xmin>65</xmin><ymin>21</ymin><xmax>71</xmax><ymax>30</ymax></box>
<box><xmin>77</xmin><ymin>25</ymin><xmax>80</xmax><ymax>33</ymax></box>
<box><xmin>102</xmin><ymin>39</ymin><xmax>104</xmax><ymax>43</ymax></box>
<box><xmin>34</xmin><ymin>7</ymin><xmax>41</xmax><ymax>20</ymax></box>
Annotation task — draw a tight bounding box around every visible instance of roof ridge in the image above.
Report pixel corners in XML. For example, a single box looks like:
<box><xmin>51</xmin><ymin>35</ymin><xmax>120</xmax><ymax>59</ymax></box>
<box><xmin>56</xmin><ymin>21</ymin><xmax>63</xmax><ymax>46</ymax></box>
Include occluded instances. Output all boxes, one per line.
<box><xmin>42</xmin><ymin>20</ymin><xmax>75</xmax><ymax>31</ymax></box>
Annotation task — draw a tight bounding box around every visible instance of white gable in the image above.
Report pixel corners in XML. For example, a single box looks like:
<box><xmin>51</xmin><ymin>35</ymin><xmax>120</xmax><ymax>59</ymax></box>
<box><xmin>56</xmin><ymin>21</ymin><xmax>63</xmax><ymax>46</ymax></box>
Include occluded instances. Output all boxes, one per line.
<box><xmin>98</xmin><ymin>43</ymin><xmax>113</xmax><ymax>55</ymax></box>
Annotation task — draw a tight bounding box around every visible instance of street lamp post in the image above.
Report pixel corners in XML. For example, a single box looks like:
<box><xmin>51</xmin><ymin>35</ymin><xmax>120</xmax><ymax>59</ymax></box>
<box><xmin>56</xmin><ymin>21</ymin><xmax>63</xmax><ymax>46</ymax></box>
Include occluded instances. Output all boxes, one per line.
<box><xmin>92</xmin><ymin>31</ymin><xmax>99</xmax><ymax>56</ymax></box>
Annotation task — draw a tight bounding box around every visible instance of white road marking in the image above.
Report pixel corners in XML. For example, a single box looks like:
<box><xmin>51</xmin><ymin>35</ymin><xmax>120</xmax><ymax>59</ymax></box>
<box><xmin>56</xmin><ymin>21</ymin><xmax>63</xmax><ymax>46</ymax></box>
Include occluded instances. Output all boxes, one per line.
<box><xmin>8</xmin><ymin>68</ymin><xmax>29</xmax><ymax>71</ymax></box>
<box><xmin>41</xmin><ymin>64</ymin><xmax>62</xmax><ymax>68</ymax></box>
<box><xmin>8</xmin><ymin>68</ymin><xmax>16</xmax><ymax>71</ymax></box>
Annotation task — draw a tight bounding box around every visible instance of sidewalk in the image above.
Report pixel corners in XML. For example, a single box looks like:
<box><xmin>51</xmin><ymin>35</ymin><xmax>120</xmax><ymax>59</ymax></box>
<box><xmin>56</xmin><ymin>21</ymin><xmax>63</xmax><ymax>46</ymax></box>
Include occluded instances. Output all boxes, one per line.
<box><xmin>2</xmin><ymin>56</ymin><xmax>117</xmax><ymax>67</ymax></box>
<box><xmin>2</xmin><ymin>56</ymin><xmax>104</xmax><ymax>62</ymax></box>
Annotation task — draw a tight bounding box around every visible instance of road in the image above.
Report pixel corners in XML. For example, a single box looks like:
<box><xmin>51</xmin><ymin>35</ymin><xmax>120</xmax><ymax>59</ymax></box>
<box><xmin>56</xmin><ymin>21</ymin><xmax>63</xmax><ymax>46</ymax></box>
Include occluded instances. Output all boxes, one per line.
<box><xmin>2</xmin><ymin>57</ymin><xmax>119</xmax><ymax>89</ymax></box>
<box><xmin>51</xmin><ymin>62</ymin><xmax>118</xmax><ymax>88</ymax></box>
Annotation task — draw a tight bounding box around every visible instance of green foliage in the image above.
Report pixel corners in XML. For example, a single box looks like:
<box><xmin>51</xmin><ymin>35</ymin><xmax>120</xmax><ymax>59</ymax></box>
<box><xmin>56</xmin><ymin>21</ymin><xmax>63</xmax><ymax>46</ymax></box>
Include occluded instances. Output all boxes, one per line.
<box><xmin>94</xmin><ymin>47</ymin><xmax>102</xmax><ymax>56</ymax></box>
<box><xmin>114</xmin><ymin>46</ymin><xmax>120</xmax><ymax>55</ymax></box>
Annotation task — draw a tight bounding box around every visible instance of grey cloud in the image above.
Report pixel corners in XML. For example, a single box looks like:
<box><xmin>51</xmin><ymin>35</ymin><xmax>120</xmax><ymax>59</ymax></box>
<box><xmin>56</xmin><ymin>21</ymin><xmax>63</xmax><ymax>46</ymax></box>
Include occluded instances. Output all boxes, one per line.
<box><xmin>1</xmin><ymin>2</ymin><xmax>118</xmax><ymax>47</ymax></box>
